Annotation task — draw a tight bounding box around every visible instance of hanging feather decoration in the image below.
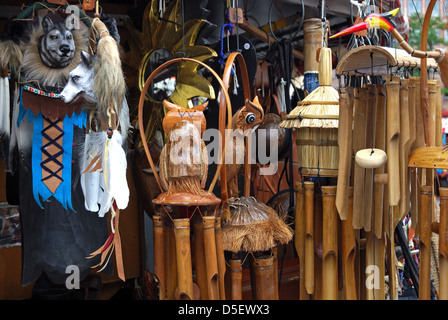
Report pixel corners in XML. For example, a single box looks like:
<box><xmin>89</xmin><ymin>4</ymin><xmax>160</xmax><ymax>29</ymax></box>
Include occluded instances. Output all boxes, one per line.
<box><xmin>80</xmin><ymin>129</ymin><xmax>129</xmax><ymax>217</ymax></box>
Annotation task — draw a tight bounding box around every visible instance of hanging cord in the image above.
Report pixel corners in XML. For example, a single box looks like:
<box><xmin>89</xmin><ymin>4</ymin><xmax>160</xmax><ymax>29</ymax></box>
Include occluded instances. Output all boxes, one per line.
<box><xmin>218</xmin><ymin>19</ymin><xmax>234</xmax><ymax>64</ymax></box>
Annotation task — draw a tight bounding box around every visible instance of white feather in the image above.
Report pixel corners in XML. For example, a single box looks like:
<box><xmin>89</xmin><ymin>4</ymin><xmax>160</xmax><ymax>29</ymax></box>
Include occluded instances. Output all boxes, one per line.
<box><xmin>80</xmin><ymin>130</ymin><xmax>128</xmax><ymax>216</ymax></box>
<box><xmin>80</xmin><ymin>132</ymin><xmax>105</xmax><ymax>212</ymax></box>
<box><xmin>97</xmin><ymin>170</ymin><xmax>113</xmax><ymax>217</ymax></box>
<box><xmin>118</xmin><ymin>98</ymin><xmax>131</xmax><ymax>144</ymax></box>
<box><xmin>107</xmin><ymin>130</ymin><xmax>129</xmax><ymax>210</ymax></box>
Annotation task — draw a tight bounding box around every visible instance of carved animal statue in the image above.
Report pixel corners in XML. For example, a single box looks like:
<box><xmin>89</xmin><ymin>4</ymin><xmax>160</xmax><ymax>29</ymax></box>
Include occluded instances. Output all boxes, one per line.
<box><xmin>159</xmin><ymin>100</ymin><xmax>209</xmax><ymax>196</ymax></box>
<box><xmin>226</xmin><ymin>96</ymin><xmax>264</xmax><ymax>198</ymax></box>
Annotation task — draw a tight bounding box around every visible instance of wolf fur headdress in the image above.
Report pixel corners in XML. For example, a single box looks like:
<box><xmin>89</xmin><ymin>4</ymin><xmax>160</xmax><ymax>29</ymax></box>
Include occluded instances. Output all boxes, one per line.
<box><xmin>20</xmin><ymin>13</ymin><xmax>88</xmax><ymax>90</ymax></box>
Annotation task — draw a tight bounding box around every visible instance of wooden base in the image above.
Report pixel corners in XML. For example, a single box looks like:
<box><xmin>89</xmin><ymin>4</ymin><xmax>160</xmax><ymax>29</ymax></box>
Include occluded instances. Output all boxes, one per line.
<box><xmin>153</xmin><ymin>192</ymin><xmax>221</xmax><ymax>206</ymax></box>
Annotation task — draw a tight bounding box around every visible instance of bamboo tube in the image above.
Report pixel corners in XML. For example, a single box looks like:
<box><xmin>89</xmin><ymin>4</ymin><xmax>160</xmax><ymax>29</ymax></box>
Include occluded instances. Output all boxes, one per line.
<box><xmin>294</xmin><ymin>182</ymin><xmax>308</xmax><ymax>299</ymax></box>
<box><xmin>428</xmin><ymin>80</ymin><xmax>437</xmax><ymax>148</ymax></box>
<box><xmin>215</xmin><ymin>217</ymin><xmax>226</xmax><ymax>300</ymax></box>
<box><xmin>164</xmin><ymin>219</ymin><xmax>177</xmax><ymax>300</ymax></box>
<box><xmin>387</xmin><ymin>206</ymin><xmax>399</xmax><ymax>300</ymax></box>
<box><xmin>303</xmin><ymin>18</ymin><xmax>323</xmax><ymax>94</ymax></box>
<box><xmin>406</xmin><ymin>78</ymin><xmax>416</xmax><ymax>219</ymax></box>
<box><xmin>436</xmin><ymin>80</ymin><xmax>442</xmax><ymax>147</ymax></box>
<box><xmin>365</xmin><ymin>231</ymin><xmax>374</xmax><ymax>300</ymax></box>
<box><xmin>252</xmin><ymin>255</ymin><xmax>276</xmax><ymax>300</ymax></box>
<box><xmin>153</xmin><ymin>215</ymin><xmax>166</xmax><ymax>300</ymax></box>
<box><xmin>322</xmin><ymin>186</ymin><xmax>338</xmax><ymax>300</ymax></box>
<box><xmin>272</xmin><ymin>247</ymin><xmax>279</xmax><ymax>300</ymax></box>
<box><xmin>411</xmin><ymin>76</ymin><xmax>423</xmax><ymax>232</ymax></box>
<box><xmin>341</xmin><ymin>187</ymin><xmax>357</xmax><ymax>300</ymax></box>
<box><xmin>336</xmin><ymin>87</ymin><xmax>353</xmax><ymax>220</ymax></box>
<box><xmin>374</xmin><ymin>235</ymin><xmax>386</xmax><ymax>300</ymax></box>
<box><xmin>173</xmin><ymin>218</ymin><xmax>194</xmax><ymax>300</ymax></box>
<box><xmin>192</xmin><ymin>215</ymin><xmax>208</xmax><ymax>299</ymax></box>
<box><xmin>439</xmin><ymin>188</ymin><xmax>448</xmax><ymax>300</ymax></box>
<box><xmin>399</xmin><ymin>79</ymin><xmax>410</xmax><ymax>225</ymax></box>
<box><xmin>365</xmin><ymin>231</ymin><xmax>386</xmax><ymax>300</ymax></box>
<box><xmin>229</xmin><ymin>259</ymin><xmax>242</xmax><ymax>300</ymax></box>
<box><xmin>203</xmin><ymin>216</ymin><xmax>220</xmax><ymax>300</ymax></box>
<box><xmin>374</xmin><ymin>85</ymin><xmax>386</xmax><ymax>239</ymax></box>
<box><xmin>304</xmin><ymin>181</ymin><xmax>315</xmax><ymax>294</ymax></box>
<box><xmin>313</xmin><ymin>187</ymin><xmax>323</xmax><ymax>300</ymax></box>
<box><xmin>385</xmin><ymin>76</ymin><xmax>401</xmax><ymax>299</ymax></box>
<box><xmin>386</xmin><ymin>75</ymin><xmax>401</xmax><ymax>208</ymax></box>
<box><xmin>418</xmin><ymin>185</ymin><xmax>433</xmax><ymax>300</ymax></box>
<box><xmin>352</xmin><ymin>87</ymin><xmax>368</xmax><ymax>229</ymax></box>
<box><xmin>362</xmin><ymin>84</ymin><xmax>377</xmax><ymax>232</ymax></box>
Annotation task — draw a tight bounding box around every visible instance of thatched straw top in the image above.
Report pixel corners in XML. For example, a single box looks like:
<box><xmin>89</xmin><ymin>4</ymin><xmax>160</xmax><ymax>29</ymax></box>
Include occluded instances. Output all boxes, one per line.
<box><xmin>280</xmin><ymin>47</ymin><xmax>339</xmax><ymax>129</ymax></box>
<box><xmin>221</xmin><ymin>196</ymin><xmax>293</xmax><ymax>253</ymax></box>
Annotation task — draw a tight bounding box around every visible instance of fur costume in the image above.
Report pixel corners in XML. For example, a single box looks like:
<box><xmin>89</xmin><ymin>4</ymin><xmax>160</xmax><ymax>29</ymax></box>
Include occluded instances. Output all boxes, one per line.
<box><xmin>6</xmin><ymin>11</ymin><xmax>111</xmax><ymax>287</ymax></box>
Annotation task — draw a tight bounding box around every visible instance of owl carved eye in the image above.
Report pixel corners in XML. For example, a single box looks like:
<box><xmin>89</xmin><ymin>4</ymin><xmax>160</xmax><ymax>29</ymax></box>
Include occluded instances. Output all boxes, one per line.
<box><xmin>245</xmin><ymin>113</ymin><xmax>256</xmax><ymax>124</ymax></box>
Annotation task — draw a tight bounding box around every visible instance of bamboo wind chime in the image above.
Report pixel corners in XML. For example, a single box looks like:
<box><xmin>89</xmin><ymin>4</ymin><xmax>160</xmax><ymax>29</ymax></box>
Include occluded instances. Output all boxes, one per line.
<box><xmin>217</xmin><ymin>52</ymin><xmax>292</xmax><ymax>301</ymax></box>
<box><xmin>281</xmin><ymin>43</ymin><xmax>340</xmax><ymax>299</ymax></box>
<box><xmin>138</xmin><ymin>58</ymin><xmax>234</xmax><ymax>300</ymax></box>
<box><xmin>336</xmin><ymin>39</ymin><xmax>442</xmax><ymax>299</ymax></box>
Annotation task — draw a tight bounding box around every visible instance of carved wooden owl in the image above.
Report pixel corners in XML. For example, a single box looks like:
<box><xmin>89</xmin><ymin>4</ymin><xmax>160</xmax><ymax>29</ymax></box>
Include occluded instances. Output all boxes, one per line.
<box><xmin>159</xmin><ymin>100</ymin><xmax>209</xmax><ymax>195</ymax></box>
<box><xmin>226</xmin><ymin>96</ymin><xmax>264</xmax><ymax>197</ymax></box>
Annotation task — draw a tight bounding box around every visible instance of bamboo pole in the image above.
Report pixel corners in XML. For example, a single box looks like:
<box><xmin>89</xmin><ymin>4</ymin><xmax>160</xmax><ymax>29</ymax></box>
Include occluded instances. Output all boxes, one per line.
<box><xmin>439</xmin><ymin>188</ymin><xmax>448</xmax><ymax>300</ymax></box>
<box><xmin>418</xmin><ymin>185</ymin><xmax>433</xmax><ymax>300</ymax></box>
<box><xmin>165</xmin><ymin>219</ymin><xmax>177</xmax><ymax>300</ymax></box>
<box><xmin>410</xmin><ymin>76</ymin><xmax>423</xmax><ymax>232</ymax></box>
<box><xmin>322</xmin><ymin>186</ymin><xmax>338</xmax><ymax>300</ymax></box>
<box><xmin>304</xmin><ymin>181</ymin><xmax>315</xmax><ymax>295</ymax></box>
<box><xmin>427</xmin><ymin>80</ymin><xmax>437</xmax><ymax>148</ymax></box>
<box><xmin>399</xmin><ymin>79</ymin><xmax>411</xmax><ymax>225</ymax></box>
<box><xmin>252</xmin><ymin>255</ymin><xmax>277</xmax><ymax>300</ymax></box>
<box><xmin>385</xmin><ymin>74</ymin><xmax>401</xmax><ymax>301</ymax></box>
<box><xmin>435</xmin><ymin>80</ymin><xmax>442</xmax><ymax>147</ymax></box>
<box><xmin>173</xmin><ymin>218</ymin><xmax>194</xmax><ymax>300</ymax></box>
<box><xmin>386</xmin><ymin>206</ymin><xmax>398</xmax><ymax>300</ymax></box>
<box><xmin>295</xmin><ymin>182</ymin><xmax>308</xmax><ymax>299</ymax></box>
<box><xmin>272</xmin><ymin>247</ymin><xmax>279</xmax><ymax>300</ymax></box>
<box><xmin>192</xmin><ymin>215</ymin><xmax>208</xmax><ymax>299</ymax></box>
<box><xmin>215</xmin><ymin>217</ymin><xmax>226</xmax><ymax>300</ymax></box>
<box><xmin>203</xmin><ymin>216</ymin><xmax>220</xmax><ymax>300</ymax></box>
<box><xmin>336</xmin><ymin>87</ymin><xmax>353</xmax><ymax>220</ymax></box>
<box><xmin>386</xmin><ymin>75</ymin><xmax>401</xmax><ymax>208</ymax></box>
<box><xmin>229</xmin><ymin>259</ymin><xmax>243</xmax><ymax>300</ymax></box>
<box><xmin>374</xmin><ymin>235</ymin><xmax>386</xmax><ymax>300</ymax></box>
<box><xmin>341</xmin><ymin>187</ymin><xmax>357</xmax><ymax>299</ymax></box>
<box><xmin>153</xmin><ymin>215</ymin><xmax>166</xmax><ymax>300</ymax></box>
<box><xmin>374</xmin><ymin>85</ymin><xmax>386</xmax><ymax>239</ymax></box>
<box><xmin>362</xmin><ymin>84</ymin><xmax>377</xmax><ymax>232</ymax></box>
<box><xmin>352</xmin><ymin>87</ymin><xmax>368</xmax><ymax>229</ymax></box>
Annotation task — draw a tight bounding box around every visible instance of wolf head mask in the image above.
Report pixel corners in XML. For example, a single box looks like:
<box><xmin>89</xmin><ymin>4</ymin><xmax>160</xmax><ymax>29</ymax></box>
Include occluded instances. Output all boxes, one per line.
<box><xmin>38</xmin><ymin>15</ymin><xmax>76</xmax><ymax>69</ymax></box>
<box><xmin>20</xmin><ymin>13</ymin><xmax>88</xmax><ymax>90</ymax></box>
